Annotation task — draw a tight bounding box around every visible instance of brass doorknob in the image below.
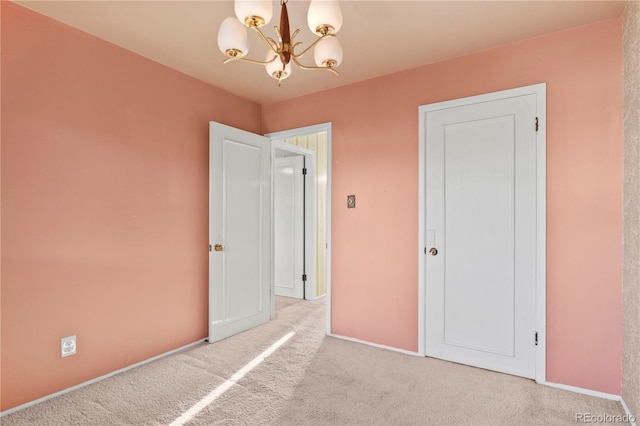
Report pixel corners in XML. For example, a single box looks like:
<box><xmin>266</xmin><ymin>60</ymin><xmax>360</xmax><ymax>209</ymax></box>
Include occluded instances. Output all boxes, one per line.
<box><xmin>214</xmin><ymin>244</ymin><xmax>224</xmax><ymax>252</ymax></box>
<box><xmin>429</xmin><ymin>247</ymin><xmax>438</xmax><ymax>256</ymax></box>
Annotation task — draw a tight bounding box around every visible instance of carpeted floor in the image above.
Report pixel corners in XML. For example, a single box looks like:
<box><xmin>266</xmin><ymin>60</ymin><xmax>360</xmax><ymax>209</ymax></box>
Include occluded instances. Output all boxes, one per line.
<box><xmin>275</xmin><ymin>295</ymin><xmax>304</xmax><ymax>311</ymax></box>
<box><xmin>2</xmin><ymin>297</ymin><xmax>627</xmax><ymax>425</ymax></box>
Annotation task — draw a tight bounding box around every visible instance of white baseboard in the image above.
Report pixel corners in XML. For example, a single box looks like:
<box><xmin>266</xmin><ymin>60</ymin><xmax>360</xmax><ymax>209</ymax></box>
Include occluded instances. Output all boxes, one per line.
<box><xmin>305</xmin><ymin>293</ymin><xmax>326</xmax><ymax>301</ymax></box>
<box><xmin>541</xmin><ymin>381</ymin><xmax>621</xmax><ymax>401</ymax></box>
<box><xmin>327</xmin><ymin>333</ymin><xmax>421</xmax><ymax>357</ymax></box>
<box><xmin>620</xmin><ymin>397</ymin><xmax>638</xmax><ymax>426</ymax></box>
<box><xmin>0</xmin><ymin>338</ymin><xmax>207</xmax><ymax>417</ymax></box>
<box><xmin>542</xmin><ymin>381</ymin><xmax>637</xmax><ymax>426</ymax></box>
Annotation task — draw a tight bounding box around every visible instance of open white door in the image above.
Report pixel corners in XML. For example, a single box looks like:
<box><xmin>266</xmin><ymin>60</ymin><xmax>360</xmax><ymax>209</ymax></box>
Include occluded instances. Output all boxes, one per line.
<box><xmin>274</xmin><ymin>155</ymin><xmax>305</xmax><ymax>299</ymax></box>
<box><xmin>209</xmin><ymin>122</ymin><xmax>271</xmax><ymax>343</ymax></box>
<box><xmin>270</xmin><ymin>141</ymin><xmax>317</xmax><ymax>302</ymax></box>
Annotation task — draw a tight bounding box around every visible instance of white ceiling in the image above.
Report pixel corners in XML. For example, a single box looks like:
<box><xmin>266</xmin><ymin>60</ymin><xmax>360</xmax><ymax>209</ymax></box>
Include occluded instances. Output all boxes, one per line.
<box><xmin>15</xmin><ymin>0</ymin><xmax>628</xmax><ymax>105</ymax></box>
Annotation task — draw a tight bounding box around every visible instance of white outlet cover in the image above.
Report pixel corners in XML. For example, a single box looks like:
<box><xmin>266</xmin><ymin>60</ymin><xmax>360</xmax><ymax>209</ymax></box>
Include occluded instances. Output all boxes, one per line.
<box><xmin>61</xmin><ymin>335</ymin><xmax>76</xmax><ymax>357</ymax></box>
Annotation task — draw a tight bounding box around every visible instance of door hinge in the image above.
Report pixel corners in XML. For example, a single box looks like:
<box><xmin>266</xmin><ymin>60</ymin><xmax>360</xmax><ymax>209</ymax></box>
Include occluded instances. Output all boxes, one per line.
<box><xmin>302</xmin><ymin>274</ymin><xmax>307</xmax><ymax>282</ymax></box>
<box><xmin>302</xmin><ymin>167</ymin><xmax>307</xmax><ymax>175</ymax></box>
<box><xmin>535</xmin><ymin>331</ymin><xmax>539</xmax><ymax>346</ymax></box>
<box><xmin>535</xmin><ymin>117</ymin><xmax>539</xmax><ymax>132</ymax></box>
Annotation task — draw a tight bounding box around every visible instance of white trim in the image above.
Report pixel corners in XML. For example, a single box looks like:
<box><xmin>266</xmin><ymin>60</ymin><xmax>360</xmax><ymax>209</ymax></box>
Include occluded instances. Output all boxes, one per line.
<box><xmin>418</xmin><ymin>103</ymin><xmax>427</xmax><ymax>357</ymax></box>
<box><xmin>534</xmin><ymin>84</ymin><xmax>547</xmax><ymax>384</ymax></box>
<box><xmin>265</xmin><ymin>123</ymin><xmax>332</xmax><ymax>335</ymax></box>
<box><xmin>326</xmin><ymin>125</ymin><xmax>332</xmax><ymax>334</ymax></box>
<box><xmin>271</xmin><ymin>141</ymin><xmax>317</xmax><ymax>303</ymax></box>
<box><xmin>621</xmin><ymin>398</ymin><xmax>639</xmax><ymax>426</ymax></box>
<box><xmin>0</xmin><ymin>339</ymin><xmax>207</xmax><ymax>417</ymax></box>
<box><xmin>542</xmin><ymin>381</ymin><xmax>637</xmax><ymax>425</ymax></box>
<box><xmin>541</xmin><ymin>381</ymin><xmax>620</xmax><ymax>401</ymax></box>
<box><xmin>328</xmin><ymin>333</ymin><xmax>421</xmax><ymax>357</ymax></box>
<box><xmin>418</xmin><ymin>83</ymin><xmax>547</xmax><ymax>380</ymax></box>
<box><xmin>265</xmin><ymin>123</ymin><xmax>332</xmax><ymax>140</ymax></box>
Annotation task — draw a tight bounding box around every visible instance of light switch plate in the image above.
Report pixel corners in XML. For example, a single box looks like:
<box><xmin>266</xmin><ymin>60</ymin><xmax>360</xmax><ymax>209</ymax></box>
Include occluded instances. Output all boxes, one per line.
<box><xmin>347</xmin><ymin>195</ymin><xmax>356</xmax><ymax>208</ymax></box>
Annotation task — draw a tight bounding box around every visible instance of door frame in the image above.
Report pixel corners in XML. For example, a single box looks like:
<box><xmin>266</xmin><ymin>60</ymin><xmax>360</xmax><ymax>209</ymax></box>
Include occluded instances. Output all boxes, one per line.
<box><xmin>271</xmin><ymin>141</ymin><xmax>317</xmax><ymax>307</ymax></box>
<box><xmin>417</xmin><ymin>84</ymin><xmax>546</xmax><ymax>383</ymax></box>
<box><xmin>266</xmin><ymin>123</ymin><xmax>332</xmax><ymax>334</ymax></box>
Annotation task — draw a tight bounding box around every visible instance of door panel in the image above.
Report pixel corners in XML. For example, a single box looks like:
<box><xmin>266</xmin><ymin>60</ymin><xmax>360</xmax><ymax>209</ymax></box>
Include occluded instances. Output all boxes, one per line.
<box><xmin>224</xmin><ymin>141</ymin><xmax>264</xmax><ymax>320</ymax></box>
<box><xmin>274</xmin><ymin>156</ymin><xmax>305</xmax><ymax>299</ymax></box>
<box><xmin>443</xmin><ymin>116</ymin><xmax>516</xmax><ymax>355</ymax></box>
<box><xmin>209</xmin><ymin>122</ymin><xmax>271</xmax><ymax>343</ymax></box>
<box><xmin>425</xmin><ymin>94</ymin><xmax>538</xmax><ymax>378</ymax></box>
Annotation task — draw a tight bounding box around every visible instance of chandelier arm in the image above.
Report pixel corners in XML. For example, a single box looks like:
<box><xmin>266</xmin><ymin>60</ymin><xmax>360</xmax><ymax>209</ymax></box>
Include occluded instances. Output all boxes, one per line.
<box><xmin>291</xmin><ymin>41</ymin><xmax>304</xmax><ymax>55</ymax></box>
<box><xmin>225</xmin><ymin>55</ymin><xmax>279</xmax><ymax>66</ymax></box>
<box><xmin>291</xmin><ymin>55</ymin><xmax>339</xmax><ymax>75</ymax></box>
<box><xmin>292</xmin><ymin>34</ymin><xmax>334</xmax><ymax>59</ymax></box>
<box><xmin>250</xmin><ymin>26</ymin><xmax>280</xmax><ymax>55</ymax></box>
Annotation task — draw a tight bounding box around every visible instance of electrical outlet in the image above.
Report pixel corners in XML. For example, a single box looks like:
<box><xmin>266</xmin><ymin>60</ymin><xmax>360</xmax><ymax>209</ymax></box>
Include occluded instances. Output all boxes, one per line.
<box><xmin>61</xmin><ymin>335</ymin><xmax>76</xmax><ymax>357</ymax></box>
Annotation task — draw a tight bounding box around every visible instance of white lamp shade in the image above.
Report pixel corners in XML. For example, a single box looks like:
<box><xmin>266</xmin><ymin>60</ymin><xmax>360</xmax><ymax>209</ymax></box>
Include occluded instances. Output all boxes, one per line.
<box><xmin>307</xmin><ymin>0</ymin><xmax>343</xmax><ymax>34</ymax></box>
<box><xmin>217</xmin><ymin>17</ymin><xmax>250</xmax><ymax>56</ymax></box>
<box><xmin>235</xmin><ymin>0</ymin><xmax>273</xmax><ymax>26</ymax></box>
<box><xmin>314</xmin><ymin>36</ymin><xmax>343</xmax><ymax>67</ymax></box>
<box><xmin>265</xmin><ymin>52</ymin><xmax>292</xmax><ymax>80</ymax></box>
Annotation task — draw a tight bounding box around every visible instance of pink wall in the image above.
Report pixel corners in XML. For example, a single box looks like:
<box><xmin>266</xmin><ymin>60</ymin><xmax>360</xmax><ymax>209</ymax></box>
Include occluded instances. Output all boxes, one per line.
<box><xmin>1</xmin><ymin>2</ymin><xmax>261</xmax><ymax>411</ymax></box>
<box><xmin>262</xmin><ymin>19</ymin><xmax>623</xmax><ymax>394</ymax></box>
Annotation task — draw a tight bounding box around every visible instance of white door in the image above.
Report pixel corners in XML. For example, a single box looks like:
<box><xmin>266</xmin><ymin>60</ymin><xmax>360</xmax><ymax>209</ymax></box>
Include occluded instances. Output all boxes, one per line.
<box><xmin>424</xmin><ymin>90</ymin><xmax>540</xmax><ymax>379</ymax></box>
<box><xmin>209</xmin><ymin>122</ymin><xmax>271</xmax><ymax>343</ymax></box>
<box><xmin>274</xmin><ymin>155</ymin><xmax>305</xmax><ymax>299</ymax></box>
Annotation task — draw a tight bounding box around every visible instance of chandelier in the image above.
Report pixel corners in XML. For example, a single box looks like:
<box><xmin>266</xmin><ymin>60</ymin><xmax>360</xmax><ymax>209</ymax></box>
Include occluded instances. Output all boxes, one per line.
<box><xmin>217</xmin><ymin>0</ymin><xmax>343</xmax><ymax>85</ymax></box>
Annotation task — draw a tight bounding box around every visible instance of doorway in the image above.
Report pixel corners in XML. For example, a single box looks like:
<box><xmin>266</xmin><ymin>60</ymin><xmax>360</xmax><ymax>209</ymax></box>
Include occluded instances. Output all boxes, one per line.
<box><xmin>208</xmin><ymin>122</ymin><xmax>333</xmax><ymax>342</ymax></box>
<box><xmin>267</xmin><ymin>123</ymin><xmax>332</xmax><ymax>333</ymax></box>
<box><xmin>418</xmin><ymin>84</ymin><xmax>546</xmax><ymax>382</ymax></box>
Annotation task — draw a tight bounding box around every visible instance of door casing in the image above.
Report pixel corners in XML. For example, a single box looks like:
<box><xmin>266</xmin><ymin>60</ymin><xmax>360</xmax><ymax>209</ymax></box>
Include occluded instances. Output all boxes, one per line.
<box><xmin>267</xmin><ymin>124</ymin><xmax>332</xmax><ymax>333</ymax></box>
<box><xmin>417</xmin><ymin>84</ymin><xmax>547</xmax><ymax>383</ymax></box>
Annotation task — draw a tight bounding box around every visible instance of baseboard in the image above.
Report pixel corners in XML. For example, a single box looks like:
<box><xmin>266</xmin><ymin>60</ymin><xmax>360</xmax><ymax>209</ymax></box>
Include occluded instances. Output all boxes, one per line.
<box><xmin>0</xmin><ymin>338</ymin><xmax>207</xmax><ymax>417</ymax></box>
<box><xmin>537</xmin><ymin>382</ymin><xmax>637</xmax><ymax>425</ymax></box>
<box><xmin>620</xmin><ymin>397</ymin><xmax>638</xmax><ymax>426</ymax></box>
<box><xmin>302</xmin><ymin>293</ymin><xmax>327</xmax><ymax>302</ymax></box>
<box><xmin>541</xmin><ymin>381</ymin><xmax>621</xmax><ymax>401</ymax></box>
<box><xmin>327</xmin><ymin>333</ymin><xmax>421</xmax><ymax>357</ymax></box>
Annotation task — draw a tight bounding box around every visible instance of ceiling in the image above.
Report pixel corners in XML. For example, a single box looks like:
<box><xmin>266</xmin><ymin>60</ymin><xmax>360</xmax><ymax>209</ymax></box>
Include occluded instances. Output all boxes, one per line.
<box><xmin>15</xmin><ymin>0</ymin><xmax>628</xmax><ymax>105</ymax></box>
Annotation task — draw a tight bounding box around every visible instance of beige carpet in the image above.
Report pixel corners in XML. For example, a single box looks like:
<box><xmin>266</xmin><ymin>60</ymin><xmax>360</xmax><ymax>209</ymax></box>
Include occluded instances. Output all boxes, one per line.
<box><xmin>2</xmin><ymin>297</ymin><xmax>626</xmax><ymax>425</ymax></box>
<box><xmin>275</xmin><ymin>295</ymin><xmax>304</xmax><ymax>311</ymax></box>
